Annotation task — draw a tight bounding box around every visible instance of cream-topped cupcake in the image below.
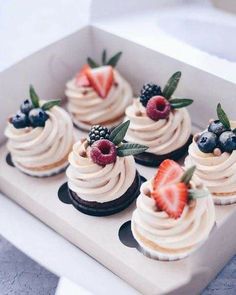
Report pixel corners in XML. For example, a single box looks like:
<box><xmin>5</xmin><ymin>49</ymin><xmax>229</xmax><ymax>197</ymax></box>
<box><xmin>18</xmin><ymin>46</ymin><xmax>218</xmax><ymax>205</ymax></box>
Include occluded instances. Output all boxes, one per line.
<box><xmin>65</xmin><ymin>50</ymin><xmax>133</xmax><ymax>131</ymax></box>
<box><xmin>125</xmin><ymin>72</ymin><xmax>193</xmax><ymax>167</ymax></box>
<box><xmin>185</xmin><ymin>103</ymin><xmax>236</xmax><ymax>205</ymax></box>
<box><xmin>66</xmin><ymin>121</ymin><xmax>148</xmax><ymax>216</ymax></box>
<box><xmin>5</xmin><ymin>86</ymin><xmax>74</xmax><ymax>177</ymax></box>
<box><xmin>131</xmin><ymin>160</ymin><xmax>215</xmax><ymax>261</ymax></box>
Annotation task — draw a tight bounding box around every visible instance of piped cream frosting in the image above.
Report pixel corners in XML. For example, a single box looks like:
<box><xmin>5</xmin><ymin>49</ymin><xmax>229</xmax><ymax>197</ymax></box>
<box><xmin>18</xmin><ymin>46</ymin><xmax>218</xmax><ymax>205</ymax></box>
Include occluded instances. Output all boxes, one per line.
<box><xmin>65</xmin><ymin>70</ymin><xmax>133</xmax><ymax>130</ymax></box>
<box><xmin>125</xmin><ymin>99</ymin><xmax>191</xmax><ymax>155</ymax></box>
<box><xmin>185</xmin><ymin>121</ymin><xmax>236</xmax><ymax>198</ymax></box>
<box><xmin>5</xmin><ymin>105</ymin><xmax>74</xmax><ymax>176</ymax></box>
<box><xmin>131</xmin><ymin>178</ymin><xmax>215</xmax><ymax>258</ymax></box>
<box><xmin>66</xmin><ymin>139</ymin><xmax>136</xmax><ymax>203</ymax></box>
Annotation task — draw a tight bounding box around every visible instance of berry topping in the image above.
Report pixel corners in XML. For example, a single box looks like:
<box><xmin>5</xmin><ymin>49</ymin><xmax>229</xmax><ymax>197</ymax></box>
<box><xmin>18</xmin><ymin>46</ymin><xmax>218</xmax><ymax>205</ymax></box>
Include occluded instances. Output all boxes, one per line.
<box><xmin>85</xmin><ymin>65</ymin><xmax>114</xmax><ymax>98</ymax></box>
<box><xmin>152</xmin><ymin>182</ymin><xmax>188</xmax><ymax>219</ymax></box>
<box><xmin>153</xmin><ymin>159</ymin><xmax>183</xmax><ymax>190</ymax></box>
<box><xmin>140</xmin><ymin>83</ymin><xmax>162</xmax><ymax>107</ymax></box>
<box><xmin>75</xmin><ymin>64</ymin><xmax>90</xmax><ymax>87</ymax></box>
<box><xmin>197</xmin><ymin>131</ymin><xmax>218</xmax><ymax>153</ymax></box>
<box><xmin>11</xmin><ymin>112</ymin><xmax>29</xmax><ymax>129</ymax></box>
<box><xmin>20</xmin><ymin>99</ymin><xmax>33</xmax><ymax>114</ymax></box>
<box><xmin>90</xmin><ymin>139</ymin><xmax>117</xmax><ymax>166</ymax></box>
<box><xmin>88</xmin><ymin>125</ymin><xmax>110</xmax><ymax>145</ymax></box>
<box><xmin>28</xmin><ymin>108</ymin><xmax>48</xmax><ymax>127</ymax></box>
<box><xmin>146</xmin><ymin>96</ymin><xmax>171</xmax><ymax>121</ymax></box>
<box><xmin>208</xmin><ymin>120</ymin><xmax>229</xmax><ymax>136</ymax></box>
<box><xmin>219</xmin><ymin>131</ymin><xmax>236</xmax><ymax>153</ymax></box>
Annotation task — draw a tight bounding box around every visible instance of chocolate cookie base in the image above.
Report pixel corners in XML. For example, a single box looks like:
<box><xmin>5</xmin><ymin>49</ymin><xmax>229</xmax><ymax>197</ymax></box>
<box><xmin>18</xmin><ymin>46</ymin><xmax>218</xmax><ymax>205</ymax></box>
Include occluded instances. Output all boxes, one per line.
<box><xmin>134</xmin><ymin>135</ymin><xmax>193</xmax><ymax>167</ymax></box>
<box><xmin>68</xmin><ymin>171</ymin><xmax>141</xmax><ymax>216</ymax></box>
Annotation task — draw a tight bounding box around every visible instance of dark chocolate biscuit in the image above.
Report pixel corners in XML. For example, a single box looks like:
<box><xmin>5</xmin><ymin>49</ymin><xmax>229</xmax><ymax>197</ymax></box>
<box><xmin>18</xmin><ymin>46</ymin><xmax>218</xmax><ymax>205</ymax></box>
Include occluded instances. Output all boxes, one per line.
<box><xmin>68</xmin><ymin>171</ymin><xmax>141</xmax><ymax>216</ymax></box>
<box><xmin>134</xmin><ymin>135</ymin><xmax>193</xmax><ymax>167</ymax></box>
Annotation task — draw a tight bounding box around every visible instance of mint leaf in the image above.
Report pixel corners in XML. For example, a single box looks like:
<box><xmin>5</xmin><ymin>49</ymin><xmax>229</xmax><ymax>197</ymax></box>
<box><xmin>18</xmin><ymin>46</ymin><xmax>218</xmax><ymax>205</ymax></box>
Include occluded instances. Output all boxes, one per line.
<box><xmin>87</xmin><ymin>57</ymin><xmax>99</xmax><ymax>68</ymax></box>
<box><xmin>180</xmin><ymin>166</ymin><xmax>196</xmax><ymax>184</ymax></box>
<box><xmin>163</xmin><ymin>71</ymin><xmax>181</xmax><ymax>100</ymax></box>
<box><xmin>102</xmin><ymin>49</ymin><xmax>107</xmax><ymax>65</ymax></box>
<box><xmin>117</xmin><ymin>143</ymin><xmax>148</xmax><ymax>157</ymax></box>
<box><xmin>189</xmin><ymin>189</ymin><xmax>208</xmax><ymax>199</ymax></box>
<box><xmin>109</xmin><ymin>120</ymin><xmax>130</xmax><ymax>145</ymax></box>
<box><xmin>217</xmin><ymin>103</ymin><xmax>230</xmax><ymax>129</ymax></box>
<box><xmin>170</xmin><ymin>98</ymin><xmax>193</xmax><ymax>109</ymax></box>
<box><xmin>42</xmin><ymin>100</ymin><xmax>61</xmax><ymax>111</ymax></box>
<box><xmin>107</xmin><ymin>52</ymin><xmax>122</xmax><ymax>67</ymax></box>
<box><xmin>29</xmin><ymin>85</ymin><xmax>40</xmax><ymax>108</ymax></box>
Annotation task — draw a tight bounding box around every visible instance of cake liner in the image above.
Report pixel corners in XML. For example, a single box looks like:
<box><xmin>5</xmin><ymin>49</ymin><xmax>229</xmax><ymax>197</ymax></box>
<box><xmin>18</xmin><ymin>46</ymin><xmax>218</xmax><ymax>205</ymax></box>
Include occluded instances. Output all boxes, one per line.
<box><xmin>12</xmin><ymin>158</ymin><xmax>69</xmax><ymax>178</ymax></box>
<box><xmin>213</xmin><ymin>194</ymin><xmax>236</xmax><ymax>205</ymax></box>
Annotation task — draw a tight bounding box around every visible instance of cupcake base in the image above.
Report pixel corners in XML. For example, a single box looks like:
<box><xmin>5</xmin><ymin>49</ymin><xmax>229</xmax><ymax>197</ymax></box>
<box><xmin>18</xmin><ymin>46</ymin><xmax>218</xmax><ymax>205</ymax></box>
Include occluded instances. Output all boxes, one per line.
<box><xmin>131</xmin><ymin>223</ymin><xmax>195</xmax><ymax>261</ymax></box>
<box><xmin>133</xmin><ymin>135</ymin><xmax>193</xmax><ymax>167</ymax></box>
<box><xmin>11</xmin><ymin>155</ymin><xmax>69</xmax><ymax>178</ymax></box>
<box><xmin>71</xmin><ymin>115</ymin><xmax>124</xmax><ymax>132</ymax></box>
<box><xmin>68</xmin><ymin>171</ymin><xmax>141</xmax><ymax>216</ymax></box>
<box><xmin>213</xmin><ymin>193</ymin><xmax>236</xmax><ymax>205</ymax></box>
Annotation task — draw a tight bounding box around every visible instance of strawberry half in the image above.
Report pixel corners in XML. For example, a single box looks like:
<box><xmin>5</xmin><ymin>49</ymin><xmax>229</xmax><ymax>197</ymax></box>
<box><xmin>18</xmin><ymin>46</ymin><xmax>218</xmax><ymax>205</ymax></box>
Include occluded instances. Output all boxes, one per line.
<box><xmin>75</xmin><ymin>64</ymin><xmax>90</xmax><ymax>87</ymax></box>
<box><xmin>152</xmin><ymin>182</ymin><xmax>188</xmax><ymax>219</ymax></box>
<box><xmin>153</xmin><ymin>159</ymin><xmax>183</xmax><ymax>190</ymax></box>
<box><xmin>85</xmin><ymin>65</ymin><xmax>114</xmax><ymax>99</ymax></box>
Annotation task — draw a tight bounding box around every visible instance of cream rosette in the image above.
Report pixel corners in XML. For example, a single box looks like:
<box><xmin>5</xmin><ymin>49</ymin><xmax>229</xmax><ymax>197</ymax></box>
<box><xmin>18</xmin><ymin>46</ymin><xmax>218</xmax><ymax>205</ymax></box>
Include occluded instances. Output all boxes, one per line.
<box><xmin>132</xmin><ymin>178</ymin><xmax>215</xmax><ymax>261</ymax></box>
<box><xmin>5</xmin><ymin>96</ymin><xmax>74</xmax><ymax>177</ymax></box>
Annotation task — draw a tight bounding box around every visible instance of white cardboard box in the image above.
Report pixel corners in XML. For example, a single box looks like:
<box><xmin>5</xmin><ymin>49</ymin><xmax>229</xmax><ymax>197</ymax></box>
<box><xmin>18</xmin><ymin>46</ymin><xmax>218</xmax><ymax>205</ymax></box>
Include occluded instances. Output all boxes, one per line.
<box><xmin>0</xmin><ymin>1</ymin><xmax>236</xmax><ymax>294</ymax></box>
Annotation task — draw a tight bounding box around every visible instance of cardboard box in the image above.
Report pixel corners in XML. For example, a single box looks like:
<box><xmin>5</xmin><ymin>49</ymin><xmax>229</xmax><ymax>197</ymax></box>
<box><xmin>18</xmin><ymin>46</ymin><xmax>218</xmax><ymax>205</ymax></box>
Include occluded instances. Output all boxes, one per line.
<box><xmin>0</xmin><ymin>1</ymin><xmax>236</xmax><ymax>294</ymax></box>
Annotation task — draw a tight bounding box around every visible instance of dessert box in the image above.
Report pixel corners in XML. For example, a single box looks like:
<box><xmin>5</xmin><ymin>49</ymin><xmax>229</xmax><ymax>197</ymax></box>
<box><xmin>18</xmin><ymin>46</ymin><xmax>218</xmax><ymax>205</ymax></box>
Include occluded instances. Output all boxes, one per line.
<box><xmin>1</xmin><ymin>2</ymin><xmax>236</xmax><ymax>294</ymax></box>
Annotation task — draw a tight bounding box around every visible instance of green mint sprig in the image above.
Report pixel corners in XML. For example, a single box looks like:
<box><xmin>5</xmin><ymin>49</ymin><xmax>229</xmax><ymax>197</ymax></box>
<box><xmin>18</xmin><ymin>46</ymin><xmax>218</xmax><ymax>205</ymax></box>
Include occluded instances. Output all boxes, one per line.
<box><xmin>87</xmin><ymin>50</ymin><xmax>122</xmax><ymax>69</ymax></box>
<box><xmin>180</xmin><ymin>165</ymin><xmax>209</xmax><ymax>200</ymax></box>
<box><xmin>217</xmin><ymin>103</ymin><xmax>230</xmax><ymax>129</ymax></box>
<box><xmin>109</xmin><ymin>120</ymin><xmax>148</xmax><ymax>156</ymax></box>
<box><xmin>169</xmin><ymin>98</ymin><xmax>193</xmax><ymax>109</ymax></box>
<box><xmin>180</xmin><ymin>166</ymin><xmax>196</xmax><ymax>185</ymax></box>
<box><xmin>163</xmin><ymin>71</ymin><xmax>181</xmax><ymax>99</ymax></box>
<box><xmin>29</xmin><ymin>85</ymin><xmax>61</xmax><ymax>110</ymax></box>
<box><xmin>188</xmin><ymin>188</ymin><xmax>209</xmax><ymax>200</ymax></box>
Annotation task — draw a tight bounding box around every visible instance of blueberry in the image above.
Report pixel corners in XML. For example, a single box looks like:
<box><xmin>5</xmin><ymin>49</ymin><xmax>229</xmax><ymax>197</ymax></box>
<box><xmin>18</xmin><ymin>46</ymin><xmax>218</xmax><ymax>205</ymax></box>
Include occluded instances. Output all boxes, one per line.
<box><xmin>11</xmin><ymin>112</ymin><xmax>29</xmax><ymax>129</ymax></box>
<box><xmin>208</xmin><ymin>120</ymin><xmax>228</xmax><ymax>136</ymax></box>
<box><xmin>197</xmin><ymin>131</ymin><xmax>218</xmax><ymax>153</ymax></box>
<box><xmin>20</xmin><ymin>99</ymin><xmax>33</xmax><ymax>114</ymax></box>
<box><xmin>28</xmin><ymin>108</ymin><xmax>48</xmax><ymax>127</ymax></box>
<box><xmin>219</xmin><ymin>131</ymin><xmax>236</xmax><ymax>153</ymax></box>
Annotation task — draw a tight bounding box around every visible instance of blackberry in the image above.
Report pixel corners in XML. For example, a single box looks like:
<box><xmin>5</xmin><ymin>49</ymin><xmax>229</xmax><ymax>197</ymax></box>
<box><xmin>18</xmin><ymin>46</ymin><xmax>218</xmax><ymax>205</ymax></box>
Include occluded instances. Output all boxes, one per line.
<box><xmin>88</xmin><ymin>125</ymin><xmax>110</xmax><ymax>145</ymax></box>
<box><xmin>140</xmin><ymin>83</ymin><xmax>162</xmax><ymax>107</ymax></box>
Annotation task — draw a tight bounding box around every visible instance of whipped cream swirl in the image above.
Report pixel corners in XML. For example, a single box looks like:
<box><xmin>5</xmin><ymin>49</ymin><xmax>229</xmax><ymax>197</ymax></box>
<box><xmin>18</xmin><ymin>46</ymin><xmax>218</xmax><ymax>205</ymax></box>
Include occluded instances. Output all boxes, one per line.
<box><xmin>66</xmin><ymin>140</ymin><xmax>136</xmax><ymax>202</ymax></box>
<box><xmin>185</xmin><ymin>122</ymin><xmax>236</xmax><ymax>196</ymax></box>
<box><xmin>5</xmin><ymin>105</ymin><xmax>74</xmax><ymax>175</ymax></box>
<box><xmin>65</xmin><ymin>70</ymin><xmax>133</xmax><ymax>130</ymax></box>
<box><xmin>125</xmin><ymin>99</ymin><xmax>191</xmax><ymax>155</ymax></box>
<box><xmin>132</xmin><ymin>178</ymin><xmax>215</xmax><ymax>256</ymax></box>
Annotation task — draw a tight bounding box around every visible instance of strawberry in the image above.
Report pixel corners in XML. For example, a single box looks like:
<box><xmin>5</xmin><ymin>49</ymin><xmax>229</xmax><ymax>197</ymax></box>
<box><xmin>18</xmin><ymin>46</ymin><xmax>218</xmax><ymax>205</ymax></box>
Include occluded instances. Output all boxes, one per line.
<box><xmin>85</xmin><ymin>65</ymin><xmax>114</xmax><ymax>98</ymax></box>
<box><xmin>153</xmin><ymin>159</ymin><xmax>183</xmax><ymax>190</ymax></box>
<box><xmin>152</xmin><ymin>182</ymin><xmax>188</xmax><ymax>219</ymax></box>
<box><xmin>75</xmin><ymin>64</ymin><xmax>90</xmax><ymax>87</ymax></box>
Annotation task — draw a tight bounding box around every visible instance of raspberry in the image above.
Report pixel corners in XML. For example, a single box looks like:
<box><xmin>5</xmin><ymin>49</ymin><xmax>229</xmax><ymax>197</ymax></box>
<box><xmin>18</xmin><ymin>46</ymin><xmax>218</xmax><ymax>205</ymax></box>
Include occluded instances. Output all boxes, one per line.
<box><xmin>140</xmin><ymin>83</ymin><xmax>162</xmax><ymax>107</ymax></box>
<box><xmin>146</xmin><ymin>96</ymin><xmax>171</xmax><ymax>121</ymax></box>
<box><xmin>90</xmin><ymin>139</ymin><xmax>117</xmax><ymax>166</ymax></box>
<box><xmin>88</xmin><ymin>125</ymin><xmax>110</xmax><ymax>145</ymax></box>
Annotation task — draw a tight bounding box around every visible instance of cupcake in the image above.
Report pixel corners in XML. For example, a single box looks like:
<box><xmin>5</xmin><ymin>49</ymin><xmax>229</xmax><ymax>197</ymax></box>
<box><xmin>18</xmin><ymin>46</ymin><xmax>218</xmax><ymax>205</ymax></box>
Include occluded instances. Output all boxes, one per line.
<box><xmin>131</xmin><ymin>160</ymin><xmax>215</xmax><ymax>261</ymax></box>
<box><xmin>185</xmin><ymin>103</ymin><xmax>236</xmax><ymax>205</ymax></box>
<box><xmin>125</xmin><ymin>72</ymin><xmax>193</xmax><ymax>167</ymax></box>
<box><xmin>65</xmin><ymin>50</ymin><xmax>133</xmax><ymax>131</ymax></box>
<box><xmin>66</xmin><ymin>120</ymin><xmax>148</xmax><ymax>216</ymax></box>
<box><xmin>5</xmin><ymin>85</ymin><xmax>74</xmax><ymax>177</ymax></box>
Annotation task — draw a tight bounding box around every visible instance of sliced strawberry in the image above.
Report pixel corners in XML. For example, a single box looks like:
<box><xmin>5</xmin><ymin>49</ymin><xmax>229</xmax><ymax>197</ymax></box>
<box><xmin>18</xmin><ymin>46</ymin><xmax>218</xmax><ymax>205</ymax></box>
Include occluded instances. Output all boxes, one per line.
<box><xmin>152</xmin><ymin>183</ymin><xmax>188</xmax><ymax>219</ymax></box>
<box><xmin>75</xmin><ymin>64</ymin><xmax>90</xmax><ymax>87</ymax></box>
<box><xmin>85</xmin><ymin>65</ymin><xmax>114</xmax><ymax>99</ymax></box>
<box><xmin>153</xmin><ymin>159</ymin><xmax>183</xmax><ymax>190</ymax></box>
